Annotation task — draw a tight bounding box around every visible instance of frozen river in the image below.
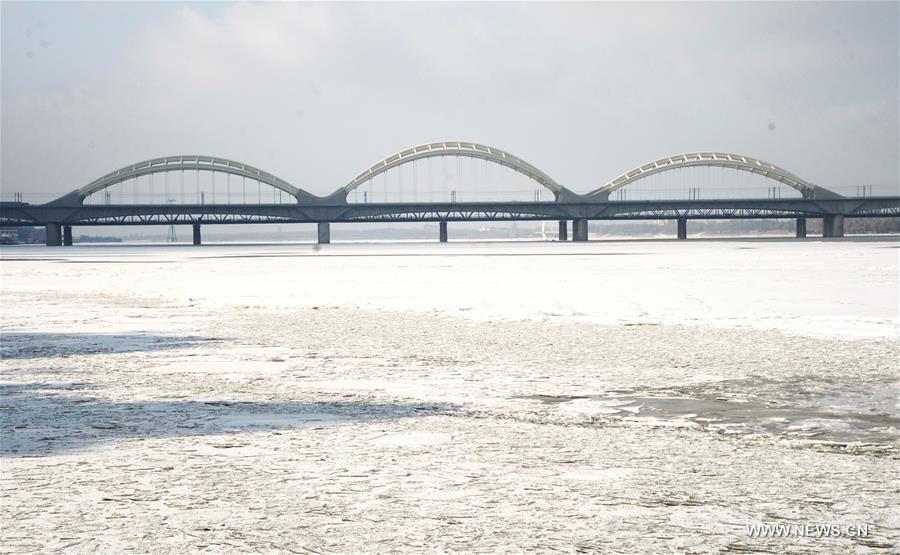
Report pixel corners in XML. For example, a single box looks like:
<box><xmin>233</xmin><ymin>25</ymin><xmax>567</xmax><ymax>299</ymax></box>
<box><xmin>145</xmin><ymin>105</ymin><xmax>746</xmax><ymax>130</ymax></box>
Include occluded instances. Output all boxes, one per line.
<box><xmin>1</xmin><ymin>238</ymin><xmax>898</xmax><ymax>553</ymax></box>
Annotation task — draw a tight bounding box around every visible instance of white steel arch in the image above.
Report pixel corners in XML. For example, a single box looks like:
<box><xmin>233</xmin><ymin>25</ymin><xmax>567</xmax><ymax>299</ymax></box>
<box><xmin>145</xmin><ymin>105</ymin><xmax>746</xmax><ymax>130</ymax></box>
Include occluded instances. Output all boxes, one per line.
<box><xmin>77</xmin><ymin>155</ymin><xmax>308</xmax><ymax>201</ymax></box>
<box><xmin>343</xmin><ymin>141</ymin><xmax>577</xmax><ymax>201</ymax></box>
<box><xmin>587</xmin><ymin>152</ymin><xmax>842</xmax><ymax>199</ymax></box>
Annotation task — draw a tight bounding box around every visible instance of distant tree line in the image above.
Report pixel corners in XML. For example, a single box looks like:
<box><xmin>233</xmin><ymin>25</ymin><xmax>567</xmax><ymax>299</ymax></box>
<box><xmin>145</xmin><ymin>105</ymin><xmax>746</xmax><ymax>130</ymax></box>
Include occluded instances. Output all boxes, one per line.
<box><xmin>6</xmin><ymin>227</ymin><xmax>122</xmax><ymax>244</ymax></box>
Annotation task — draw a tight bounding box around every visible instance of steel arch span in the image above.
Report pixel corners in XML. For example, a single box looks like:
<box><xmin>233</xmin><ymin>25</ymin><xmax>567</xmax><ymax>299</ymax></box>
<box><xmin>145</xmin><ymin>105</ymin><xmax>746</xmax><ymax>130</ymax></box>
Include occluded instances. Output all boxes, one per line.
<box><xmin>49</xmin><ymin>155</ymin><xmax>321</xmax><ymax>206</ymax></box>
<box><xmin>342</xmin><ymin>141</ymin><xmax>580</xmax><ymax>202</ymax></box>
<box><xmin>586</xmin><ymin>152</ymin><xmax>843</xmax><ymax>200</ymax></box>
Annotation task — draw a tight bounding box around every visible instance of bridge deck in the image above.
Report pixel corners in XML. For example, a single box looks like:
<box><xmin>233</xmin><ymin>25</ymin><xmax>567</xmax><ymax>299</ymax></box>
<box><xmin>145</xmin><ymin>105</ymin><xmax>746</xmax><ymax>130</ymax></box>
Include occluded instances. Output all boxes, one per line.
<box><xmin>2</xmin><ymin>197</ymin><xmax>899</xmax><ymax>227</ymax></box>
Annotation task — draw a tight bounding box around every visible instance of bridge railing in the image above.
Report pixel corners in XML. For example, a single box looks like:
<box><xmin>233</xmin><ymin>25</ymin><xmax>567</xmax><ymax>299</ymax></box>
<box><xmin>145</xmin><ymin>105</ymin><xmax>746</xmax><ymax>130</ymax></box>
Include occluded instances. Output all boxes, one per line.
<box><xmin>80</xmin><ymin>189</ymin><xmax>298</xmax><ymax>205</ymax></box>
<box><xmin>606</xmin><ymin>186</ymin><xmax>802</xmax><ymax>201</ymax></box>
<box><xmin>829</xmin><ymin>185</ymin><xmax>899</xmax><ymax>197</ymax></box>
<box><xmin>604</xmin><ymin>184</ymin><xmax>898</xmax><ymax>201</ymax></box>
<box><xmin>0</xmin><ymin>192</ymin><xmax>61</xmax><ymax>204</ymax></box>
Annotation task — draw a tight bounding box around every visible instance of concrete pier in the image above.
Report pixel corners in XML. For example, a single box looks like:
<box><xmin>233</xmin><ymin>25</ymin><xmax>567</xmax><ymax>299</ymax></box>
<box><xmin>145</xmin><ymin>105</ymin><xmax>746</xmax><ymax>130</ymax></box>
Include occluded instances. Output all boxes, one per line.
<box><xmin>823</xmin><ymin>215</ymin><xmax>844</xmax><ymax>238</ymax></box>
<box><xmin>558</xmin><ymin>220</ymin><xmax>568</xmax><ymax>241</ymax></box>
<box><xmin>796</xmin><ymin>218</ymin><xmax>807</xmax><ymax>238</ymax></box>
<box><xmin>63</xmin><ymin>226</ymin><xmax>73</xmax><ymax>246</ymax></box>
<box><xmin>192</xmin><ymin>224</ymin><xmax>201</xmax><ymax>245</ymax></box>
<box><xmin>45</xmin><ymin>223</ymin><xmax>62</xmax><ymax>246</ymax></box>
<box><xmin>572</xmin><ymin>219</ymin><xmax>588</xmax><ymax>242</ymax></box>
<box><xmin>677</xmin><ymin>218</ymin><xmax>687</xmax><ymax>240</ymax></box>
<box><xmin>439</xmin><ymin>221</ymin><xmax>448</xmax><ymax>243</ymax></box>
<box><xmin>317</xmin><ymin>222</ymin><xmax>331</xmax><ymax>244</ymax></box>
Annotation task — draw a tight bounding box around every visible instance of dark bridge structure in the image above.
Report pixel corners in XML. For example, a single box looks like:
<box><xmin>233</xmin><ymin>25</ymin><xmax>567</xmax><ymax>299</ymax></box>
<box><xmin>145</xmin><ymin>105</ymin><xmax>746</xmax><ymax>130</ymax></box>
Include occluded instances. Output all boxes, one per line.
<box><xmin>2</xmin><ymin>141</ymin><xmax>898</xmax><ymax>245</ymax></box>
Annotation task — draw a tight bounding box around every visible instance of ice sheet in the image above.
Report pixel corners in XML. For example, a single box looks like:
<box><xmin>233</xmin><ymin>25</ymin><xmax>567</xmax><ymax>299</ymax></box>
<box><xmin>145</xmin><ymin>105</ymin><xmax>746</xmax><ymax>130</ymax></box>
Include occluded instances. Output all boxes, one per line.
<box><xmin>2</xmin><ymin>238</ymin><xmax>898</xmax><ymax>552</ymax></box>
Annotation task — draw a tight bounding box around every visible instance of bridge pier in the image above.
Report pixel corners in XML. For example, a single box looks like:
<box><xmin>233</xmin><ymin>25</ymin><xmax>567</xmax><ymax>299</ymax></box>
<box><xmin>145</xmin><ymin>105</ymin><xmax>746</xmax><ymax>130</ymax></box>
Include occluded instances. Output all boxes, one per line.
<box><xmin>796</xmin><ymin>218</ymin><xmax>807</xmax><ymax>238</ymax></box>
<box><xmin>439</xmin><ymin>221</ymin><xmax>448</xmax><ymax>243</ymax></box>
<box><xmin>823</xmin><ymin>215</ymin><xmax>844</xmax><ymax>238</ymax></box>
<box><xmin>63</xmin><ymin>226</ymin><xmax>73</xmax><ymax>246</ymax></box>
<box><xmin>676</xmin><ymin>218</ymin><xmax>687</xmax><ymax>240</ymax></box>
<box><xmin>317</xmin><ymin>222</ymin><xmax>331</xmax><ymax>244</ymax></box>
<box><xmin>558</xmin><ymin>220</ymin><xmax>568</xmax><ymax>241</ymax></box>
<box><xmin>45</xmin><ymin>223</ymin><xmax>62</xmax><ymax>246</ymax></box>
<box><xmin>192</xmin><ymin>224</ymin><xmax>201</xmax><ymax>245</ymax></box>
<box><xmin>572</xmin><ymin>219</ymin><xmax>588</xmax><ymax>242</ymax></box>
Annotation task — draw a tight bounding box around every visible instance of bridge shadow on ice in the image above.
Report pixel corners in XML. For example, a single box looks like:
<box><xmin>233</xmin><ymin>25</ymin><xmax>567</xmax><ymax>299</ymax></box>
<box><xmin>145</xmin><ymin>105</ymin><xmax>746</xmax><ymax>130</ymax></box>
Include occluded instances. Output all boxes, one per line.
<box><xmin>0</xmin><ymin>331</ymin><xmax>221</xmax><ymax>360</ymax></box>
<box><xmin>1</xmin><ymin>332</ymin><xmax>460</xmax><ymax>456</ymax></box>
<box><xmin>0</xmin><ymin>382</ymin><xmax>459</xmax><ymax>457</ymax></box>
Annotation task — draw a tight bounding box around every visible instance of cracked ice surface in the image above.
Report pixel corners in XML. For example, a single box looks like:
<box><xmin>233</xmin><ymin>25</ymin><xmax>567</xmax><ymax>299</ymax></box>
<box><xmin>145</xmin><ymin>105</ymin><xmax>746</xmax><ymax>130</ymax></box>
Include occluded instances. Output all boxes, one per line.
<box><xmin>1</xmin><ymin>239</ymin><xmax>898</xmax><ymax>553</ymax></box>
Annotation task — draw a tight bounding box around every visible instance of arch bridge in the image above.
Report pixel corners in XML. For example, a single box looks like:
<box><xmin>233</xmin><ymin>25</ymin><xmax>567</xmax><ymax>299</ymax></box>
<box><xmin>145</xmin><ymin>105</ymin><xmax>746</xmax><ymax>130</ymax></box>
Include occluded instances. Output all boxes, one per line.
<box><xmin>2</xmin><ymin>141</ymin><xmax>897</xmax><ymax>245</ymax></box>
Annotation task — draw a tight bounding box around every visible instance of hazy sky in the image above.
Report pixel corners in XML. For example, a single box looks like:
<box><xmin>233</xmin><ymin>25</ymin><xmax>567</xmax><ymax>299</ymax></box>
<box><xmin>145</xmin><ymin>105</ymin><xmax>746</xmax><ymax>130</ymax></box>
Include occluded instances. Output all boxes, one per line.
<box><xmin>2</xmin><ymin>1</ymin><xmax>898</xmax><ymax>199</ymax></box>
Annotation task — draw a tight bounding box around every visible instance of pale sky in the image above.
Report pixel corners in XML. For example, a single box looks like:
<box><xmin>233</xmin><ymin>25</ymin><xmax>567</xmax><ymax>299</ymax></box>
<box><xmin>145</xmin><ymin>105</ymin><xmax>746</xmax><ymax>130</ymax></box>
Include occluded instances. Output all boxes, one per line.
<box><xmin>2</xmin><ymin>1</ymin><xmax>898</xmax><ymax>200</ymax></box>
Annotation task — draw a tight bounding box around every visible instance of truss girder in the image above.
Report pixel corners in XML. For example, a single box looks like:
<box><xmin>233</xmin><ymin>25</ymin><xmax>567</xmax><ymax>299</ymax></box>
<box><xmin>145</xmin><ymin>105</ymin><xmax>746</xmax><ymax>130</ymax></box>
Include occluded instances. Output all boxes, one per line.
<box><xmin>3</xmin><ymin>197</ymin><xmax>898</xmax><ymax>227</ymax></box>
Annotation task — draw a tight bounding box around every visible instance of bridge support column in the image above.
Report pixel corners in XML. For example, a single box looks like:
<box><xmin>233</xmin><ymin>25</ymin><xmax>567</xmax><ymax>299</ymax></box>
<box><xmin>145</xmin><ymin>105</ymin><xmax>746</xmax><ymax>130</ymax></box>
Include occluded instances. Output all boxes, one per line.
<box><xmin>45</xmin><ymin>223</ymin><xmax>62</xmax><ymax>246</ymax></box>
<box><xmin>558</xmin><ymin>220</ymin><xmax>568</xmax><ymax>241</ymax></box>
<box><xmin>63</xmin><ymin>226</ymin><xmax>73</xmax><ymax>246</ymax></box>
<box><xmin>439</xmin><ymin>221</ymin><xmax>448</xmax><ymax>243</ymax></box>
<box><xmin>317</xmin><ymin>222</ymin><xmax>331</xmax><ymax>244</ymax></box>
<box><xmin>572</xmin><ymin>219</ymin><xmax>588</xmax><ymax>242</ymax></box>
<box><xmin>192</xmin><ymin>224</ymin><xmax>201</xmax><ymax>245</ymax></box>
<box><xmin>795</xmin><ymin>218</ymin><xmax>807</xmax><ymax>238</ymax></box>
<box><xmin>676</xmin><ymin>218</ymin><xmax>687</xmax><ymax>240</ymax></box>
<box><xmin>823</xmin><ymin>215</ymin><xmax>844</xmax><ymax>238</ymax></box>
